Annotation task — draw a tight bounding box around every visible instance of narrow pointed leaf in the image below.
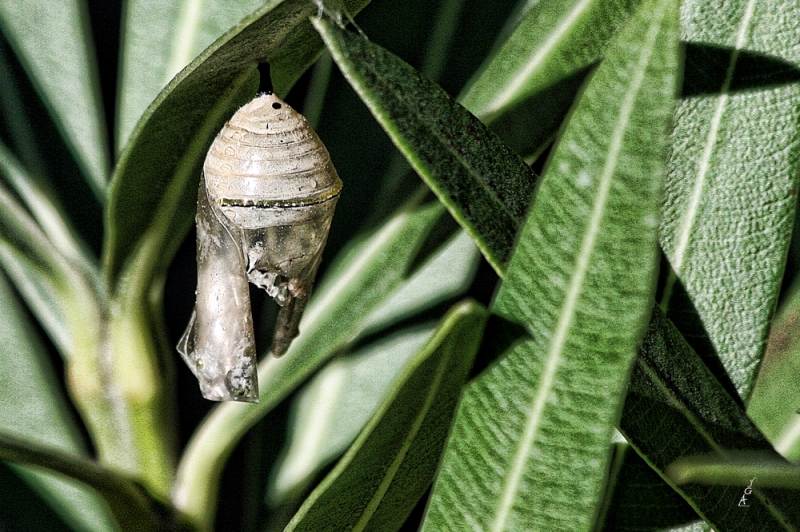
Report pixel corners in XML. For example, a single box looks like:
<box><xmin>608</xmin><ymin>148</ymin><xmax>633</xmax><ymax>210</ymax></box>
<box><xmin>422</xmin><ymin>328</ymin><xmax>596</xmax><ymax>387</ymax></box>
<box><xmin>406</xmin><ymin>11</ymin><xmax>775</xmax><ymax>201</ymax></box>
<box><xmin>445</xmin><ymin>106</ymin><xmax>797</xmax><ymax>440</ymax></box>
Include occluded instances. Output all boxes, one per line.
<box><xmin>105</xmin><ymin>0</ymin><xmax>370</xmax><ymax>287</ymax></box>
<box><xmin>174</xmin><ymin>199</ymin><xmax>447</xmax><ymax>530</ymax></box>
<box><xmin>0</xmin><ymin>273</ymin><xmax>117</xmax><ymax>532</ymax></box>
<box><xmin>270</xmin><ymin>324</ymin><xmax>437</xmax><ymax>505</ymax></box>
<box><xmin>0</xmin><ymin>184</ymin><xmax>86</xmax><ymax>355</ymax></box>
<box><xmin>619</xmin><ymin>308</ymin><xmax>800</xmax><ymax>529</ymax></box>
<box><xmin>424</xmin><ymin>0</ymin><xmax>679</xmax><ymax>529</ymax></box>
<box><xmin>0</xmin><ymin>0</ymin><xmax>109</xmax><ymax>195</ymax></box>
<box><xmin>460</xmin><ymin>0</ymin><xmax>644</xmax><ymax>123</ymax></box>
<box><xmin>314</xmin><ymin>17</ymin><xmax>538</xmax><ymax>274</ymax></box>
<box><xmin>0</xmin><ymin>142</ymin><xmax>96</xmax><ymax>281</ymax></box>
<box><xmin>271</xmin><ymin>231</ymin><xmax>479</xmax><ymax>502</ymax></box>
<box><xmin>658</xmin><ymin>0</ymin><xmax>800</xmax><ymax>399</ymax></box>
<box><xmin>285</xmin><ymin>300</ymin><xmax>488</xmax><ymax>532</ymax></box>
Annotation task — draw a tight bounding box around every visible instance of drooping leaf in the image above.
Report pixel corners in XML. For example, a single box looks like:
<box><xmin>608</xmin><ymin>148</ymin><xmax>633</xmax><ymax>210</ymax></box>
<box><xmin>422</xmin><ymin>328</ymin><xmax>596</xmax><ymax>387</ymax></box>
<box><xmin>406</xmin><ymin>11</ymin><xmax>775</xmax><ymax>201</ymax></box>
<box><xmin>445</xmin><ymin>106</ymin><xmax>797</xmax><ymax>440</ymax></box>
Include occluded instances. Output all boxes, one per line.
<box><xmin>424</xmin><ymin>0</ymin><xmax>679</xmax><ymax>528</ymax></box>
<box><xmin>105</xmin><ymin>0</ymin><xmax>371</xmax><ymax>288</ymax></box>
<box><xmin>313</xmin><ymin>16</ymin><xmax>538</xmax><ymax>273</ymax></box>
<box><xmin>619</xmin><ymin>307</ymin><xmax>800</xmax><ymax>529</ymax></box>
<box><xmin>285</xmin><ymin>300</ymin><xmax>488</xmax><ymax>532</ymax></box>
<box><xmin>173</xmin><ymin>198</ymin><xmax>447</xmax><ymax>530</ymax></box>
<box><xmin>0</xmin><ymin>272</ymin><xmax>117</xmax><ymax>532</ymax></box>
<box><xmin>459</xmin><ymin>0</ymin><xmax>644</xmax><ymax>123</ymax></box>
<box><xmin>658</xmin><ymin>0</ymin><xmax>800</xmax><ymax>400</ymax></box>
<box><xmin>0</xmin><ymin>0</ymin><xmax>109</xmax><ymax>196</ymax></box>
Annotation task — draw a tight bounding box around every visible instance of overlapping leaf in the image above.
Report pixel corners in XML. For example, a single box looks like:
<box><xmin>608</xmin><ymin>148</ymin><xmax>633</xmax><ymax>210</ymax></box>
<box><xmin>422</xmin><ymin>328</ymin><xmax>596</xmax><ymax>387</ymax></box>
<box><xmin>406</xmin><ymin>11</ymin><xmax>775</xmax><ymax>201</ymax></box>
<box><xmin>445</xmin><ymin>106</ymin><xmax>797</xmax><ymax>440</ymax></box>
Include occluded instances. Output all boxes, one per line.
<box><xmin>423</xmin><ymin>0</ymin><xmax>679</xmax><ymax>528</ymax></box>
<box><xmin>597</xmin><ymin>444</ymin><xmax>700</xmax><ymax>531</ymax></box>
<box><xmin>0</xmin><ymin>182</ymin><xmax>85</xmax><ymax>356</ymax></box>
<box><xmin>116</xmin><ymin>0</ymin><xmax>264</xmax><ymax>151</ymax></box>
<box><xmin>270</xmin><ymin>230</ymin><xmax>479</xmax><ymax>503</ymax></box>
<box><xmin>748</xmin><ymin>277</ymin><xmax>800</xmax><ymax>460</ymax></box>
<box><xmin>285</xmin><ymin>300</ymin><xmax>487</xmax><ymax>532</ymax></box>
<box><xmin>658</xmin><ymin>0</ymin><xmax>800</xmax><ymax>400</ymax></box>
<box><xmin>313</xmin><ymin>16</ymin><xmax>538</xmax><ymax>273</ymax></box>
<box><xmin>620</xmin><ymin>308</ymin><xmax>800</xmax><ymax>529</ymax></box>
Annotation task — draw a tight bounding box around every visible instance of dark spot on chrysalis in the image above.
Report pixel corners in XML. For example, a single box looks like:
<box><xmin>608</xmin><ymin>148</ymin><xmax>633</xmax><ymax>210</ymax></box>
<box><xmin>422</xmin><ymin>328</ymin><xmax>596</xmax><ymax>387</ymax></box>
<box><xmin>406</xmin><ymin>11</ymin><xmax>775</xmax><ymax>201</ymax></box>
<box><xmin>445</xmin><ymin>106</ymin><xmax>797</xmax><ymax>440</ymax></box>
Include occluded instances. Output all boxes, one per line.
<box><xmin>272</xmin><ymin>102</ymin><xmax>282</xmax><ymax>109</ymax></box>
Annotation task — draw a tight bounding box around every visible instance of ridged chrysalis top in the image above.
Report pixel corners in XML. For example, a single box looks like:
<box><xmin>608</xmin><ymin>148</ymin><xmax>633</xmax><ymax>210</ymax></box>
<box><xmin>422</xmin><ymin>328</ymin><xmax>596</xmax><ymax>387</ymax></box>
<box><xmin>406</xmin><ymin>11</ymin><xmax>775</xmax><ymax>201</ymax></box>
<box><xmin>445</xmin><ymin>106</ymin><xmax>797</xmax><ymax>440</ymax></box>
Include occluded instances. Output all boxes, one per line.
<box><xmin>178</xmin><ymin>93</ymin><xmax>342</xmax><ymax>403</ymax></box>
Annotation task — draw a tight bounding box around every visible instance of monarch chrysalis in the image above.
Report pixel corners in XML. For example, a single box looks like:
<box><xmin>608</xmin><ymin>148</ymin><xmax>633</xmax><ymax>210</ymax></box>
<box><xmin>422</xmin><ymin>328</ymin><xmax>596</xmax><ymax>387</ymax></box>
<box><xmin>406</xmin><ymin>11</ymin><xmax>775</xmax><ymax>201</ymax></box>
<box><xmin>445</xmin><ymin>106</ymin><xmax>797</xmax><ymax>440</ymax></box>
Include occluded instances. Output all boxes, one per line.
<box><xmin>178</xmin><ymin>92</ymin><xmax>342</xmax><ymax>402</ymax></box>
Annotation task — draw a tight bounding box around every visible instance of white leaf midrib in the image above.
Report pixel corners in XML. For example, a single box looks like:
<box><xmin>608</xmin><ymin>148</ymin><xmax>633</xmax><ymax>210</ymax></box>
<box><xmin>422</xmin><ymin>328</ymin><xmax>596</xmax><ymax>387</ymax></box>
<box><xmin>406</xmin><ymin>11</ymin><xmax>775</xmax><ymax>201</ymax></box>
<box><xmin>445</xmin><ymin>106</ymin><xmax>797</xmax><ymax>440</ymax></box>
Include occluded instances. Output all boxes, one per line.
<box><xmin>483</xmin><ymin>0</ymin><xmax>595</xmax><ymax>117</ymax></box>
<box><xmin>661</xmin><ymin>0</ymin><xmax>757</xmax><ymax>309</ymax></box>
<box><xmin>488</xmin><ymin>5</ymin><xmax>667</xmax><ymax>530</ymax></box>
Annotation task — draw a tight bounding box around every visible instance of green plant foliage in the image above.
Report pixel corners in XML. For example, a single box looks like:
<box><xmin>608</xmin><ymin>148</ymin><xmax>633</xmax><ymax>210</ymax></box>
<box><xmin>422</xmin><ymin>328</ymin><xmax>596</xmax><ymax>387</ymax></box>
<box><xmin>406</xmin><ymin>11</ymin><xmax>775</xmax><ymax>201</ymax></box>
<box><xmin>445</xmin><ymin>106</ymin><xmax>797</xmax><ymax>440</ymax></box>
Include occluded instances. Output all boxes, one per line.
<box><xmin>658</xmin><ymin>0</ymin><xmax>800</xmax><ymax>400</ymax></box>
<box><xmin>314</xmin><ymin>16</ymin><xmax>538</xmax><ymax>273</ymax></box>
<box><xmin>620</xmin><ymin>307</ymin><xmax>800</xmax><ymax>529</ymax></box>
<box><xmin>0</xmin><ymin>273</ymin><xmax>116</xmax><ymax>532</ymax></box>
<box><xmin>423</xmin><ymin>0</ymin><xmax>679</xmax><ymax>528</ymax></box>
<box><xmin>269</xmin><ymin>323</ymin><xmax>437</xmax><ymax>505</ymax></box>
<box><xmin>2</xmin><ymin>0</ymin><xmax>800</xmax><ymax>530</ymax></box>
<box><xmin>597</xmin><ymin>444</ymin><xmax>700</xmax><ymax>531</ymax></box>
<box><xmin>116</xmin><ymin>0</ymin><xmax>265</xmax><ymax>151</ymax></box>
<box><xmin>105</xmin><ymin>0</ymin><xmax>371</xmax><ymax>287</ymax></box>
<box><xmin>285</xmin><ymin>300</ymin><xmax>487</xmax><ymax>531</ymax></box>
<box><xmin>270</xmin><ymin>230</ymin><xmax>478</xmax><ymax>504</ymax></box>
<box><xmin>748</xmin><ymin>277</ymin><xmax>800</xmax><ymax>460</ymax></box>
<box><xmin>460</xmin><ymin>0</ymin><xmax>644</xmax><ymax>123</ymax></box>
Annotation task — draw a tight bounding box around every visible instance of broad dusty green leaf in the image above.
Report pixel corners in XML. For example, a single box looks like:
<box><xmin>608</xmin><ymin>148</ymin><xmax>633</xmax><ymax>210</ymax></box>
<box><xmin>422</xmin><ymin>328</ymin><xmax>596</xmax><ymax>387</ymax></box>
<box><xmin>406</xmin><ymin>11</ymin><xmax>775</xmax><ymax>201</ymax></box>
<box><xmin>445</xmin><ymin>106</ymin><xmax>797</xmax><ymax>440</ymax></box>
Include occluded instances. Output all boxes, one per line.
<box><xmin>270</xmin><ymin>324</ymin><xmax>437</xmax><ymax>505</ymax></box>
<box><xmin>0</xmin><ymin>0</ymin><xmax>109</xmax><ymax>196</ymax></box>
<box><xmin>104</xmin><ymin>0</ymin><xmax>370</xmax><ymax>287</ymax></box>
<box><xmin>459</xmin><ymin>0</ymin><xmax>644</xmax><ymax>123</ymax></box>
<box><xmin>658</xmin><ymin>0</ymin><xmax>800</xmax><ymax>400</ymax></box>
<box><xmin>270</xmin><ymin>230</ymin><xmax>479</xmax><ymax>502</ymax></box>
<box><xmin>424</xmin><ymin>0</ymin><xmax>679</xmax><ymax>529</ymax></box>
<box><xmin>285</xmin><ymin>300</ymin><xmax>488</xmax><ymax>532</ymax></box>
<box><xmin>173</xmin><ymin>198</ymin><xmax>446</xmax><ymax>530</ymax></box>
<box><xmin>0</xmin><ymin>273</ymin><xmax>117</xmax><ymax>532</ymax></box>
<box><xmin>619</xmin><ymin>307</ymin><xmax>800</xmax><ymax>529</ymax></box>
<box><xmin>748</xmin><ymin>277</ymin><xmax>800</xmax><ymax>461</ymax></box>
<box><xmin>313</xmin><ymin>16</ymin><xmax>538</xmax><ymax>273</ymax></box>
<box><xmin>116</xmin><ymin>0</ymin><xmax>264</xmax><ymax>151</ymax></box>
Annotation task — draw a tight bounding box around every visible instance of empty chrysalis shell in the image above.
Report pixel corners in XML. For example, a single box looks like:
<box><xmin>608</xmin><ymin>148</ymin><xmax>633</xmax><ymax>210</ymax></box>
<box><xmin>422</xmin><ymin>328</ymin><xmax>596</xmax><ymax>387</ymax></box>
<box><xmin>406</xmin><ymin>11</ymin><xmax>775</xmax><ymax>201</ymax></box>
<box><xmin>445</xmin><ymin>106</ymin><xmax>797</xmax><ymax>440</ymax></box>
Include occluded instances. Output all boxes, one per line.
<box><xmin>177</xmin><ymin>92</ymin><xmax>342</xmax><ymax>402</ymax></box>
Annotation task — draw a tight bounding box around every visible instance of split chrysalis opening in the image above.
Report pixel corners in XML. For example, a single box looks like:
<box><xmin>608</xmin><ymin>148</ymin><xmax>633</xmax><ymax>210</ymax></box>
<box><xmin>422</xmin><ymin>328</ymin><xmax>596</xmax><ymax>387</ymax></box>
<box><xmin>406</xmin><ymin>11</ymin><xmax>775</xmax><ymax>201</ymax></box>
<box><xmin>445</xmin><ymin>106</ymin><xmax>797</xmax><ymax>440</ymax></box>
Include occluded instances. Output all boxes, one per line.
<box><xmin>178</xmin><ymin>93</ymin><xmax>342</xmax><ymax>402</ymax></box>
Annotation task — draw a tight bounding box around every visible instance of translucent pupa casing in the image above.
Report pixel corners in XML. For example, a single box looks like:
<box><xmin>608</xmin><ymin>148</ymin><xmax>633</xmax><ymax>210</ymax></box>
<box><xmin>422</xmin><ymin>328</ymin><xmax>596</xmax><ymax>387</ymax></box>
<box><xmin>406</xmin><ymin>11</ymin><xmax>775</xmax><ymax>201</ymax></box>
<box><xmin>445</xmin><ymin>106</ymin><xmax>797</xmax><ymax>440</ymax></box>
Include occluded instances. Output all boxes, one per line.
<box><xmin>178</xmin><ymin>93</ymin><xmax>342</xmax><ymax>402</ymax></box>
